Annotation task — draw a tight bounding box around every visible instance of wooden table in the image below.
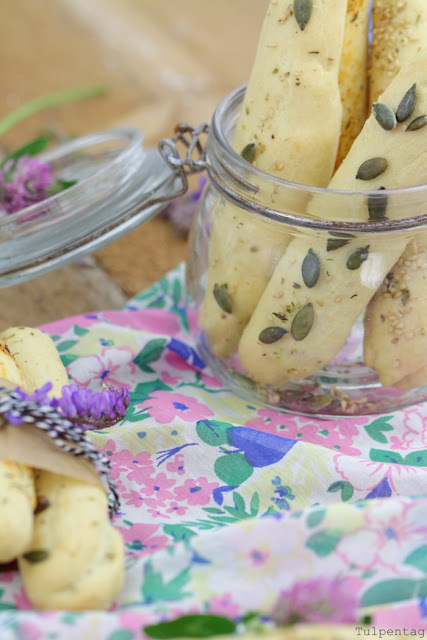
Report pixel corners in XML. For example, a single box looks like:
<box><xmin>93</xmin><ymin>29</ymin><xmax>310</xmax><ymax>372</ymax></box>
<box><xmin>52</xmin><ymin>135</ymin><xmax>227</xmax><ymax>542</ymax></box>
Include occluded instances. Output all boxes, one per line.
<box><xmin>0</xmin><ymin>0</ymin><xmax>269</xmax><ymax>326</ymax></box>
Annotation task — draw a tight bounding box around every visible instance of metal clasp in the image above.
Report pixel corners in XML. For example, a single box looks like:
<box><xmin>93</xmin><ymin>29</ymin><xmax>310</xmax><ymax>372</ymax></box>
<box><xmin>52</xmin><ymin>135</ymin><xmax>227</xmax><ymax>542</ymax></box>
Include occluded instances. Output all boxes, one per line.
<box><xmin>155</xmin><ymin>123</ymin><xmax>209</xmax><ymax>203</ymax></box>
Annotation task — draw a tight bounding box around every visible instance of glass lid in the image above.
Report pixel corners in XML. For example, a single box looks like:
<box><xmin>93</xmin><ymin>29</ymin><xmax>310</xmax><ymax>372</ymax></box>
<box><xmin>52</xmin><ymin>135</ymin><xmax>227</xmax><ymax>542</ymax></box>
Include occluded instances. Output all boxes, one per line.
<box><xmin>0</xmin><ymin>129</ymin><xmax>177</xmax><ymax>288</ymax></box>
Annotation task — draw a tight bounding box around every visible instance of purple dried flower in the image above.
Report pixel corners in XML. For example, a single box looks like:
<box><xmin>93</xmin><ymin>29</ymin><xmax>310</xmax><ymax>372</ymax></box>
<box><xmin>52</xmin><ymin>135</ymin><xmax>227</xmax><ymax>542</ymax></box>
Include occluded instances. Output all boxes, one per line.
<box><xmin>272</xmin><ymin>577</ymin><xmax>358</xmax><ymax>625</ymax></box>
<box><xmin>6</xmin><ymin>382</ymin><xmax>129</xmax><ymax>430</ymax></box>
<box><xmin>0</xmin><ymin>155</ymin><xmax>53</xmax><ymax>214</ymax></box>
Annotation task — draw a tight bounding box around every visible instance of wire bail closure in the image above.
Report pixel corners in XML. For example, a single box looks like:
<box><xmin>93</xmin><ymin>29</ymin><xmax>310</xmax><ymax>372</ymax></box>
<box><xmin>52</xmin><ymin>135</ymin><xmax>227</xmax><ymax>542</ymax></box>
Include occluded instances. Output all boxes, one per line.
<box><xmin>155</xmin><ymin>123</ymin><xmax>209</xmax><ymax>202</ymax></box>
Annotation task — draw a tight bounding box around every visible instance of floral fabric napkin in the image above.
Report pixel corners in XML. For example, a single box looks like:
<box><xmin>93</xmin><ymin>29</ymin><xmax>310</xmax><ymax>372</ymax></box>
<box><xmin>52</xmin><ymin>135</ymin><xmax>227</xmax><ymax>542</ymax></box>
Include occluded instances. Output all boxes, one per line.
<box><xmin>1</xmin><ymin>263</ymin><xmax>427</xmax><ymax>639</ymax></box>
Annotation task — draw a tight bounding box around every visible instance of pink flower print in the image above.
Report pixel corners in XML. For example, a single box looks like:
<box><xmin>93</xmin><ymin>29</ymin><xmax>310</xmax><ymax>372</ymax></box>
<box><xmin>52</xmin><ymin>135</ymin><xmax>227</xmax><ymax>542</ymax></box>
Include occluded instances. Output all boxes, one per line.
<box><xmin>118</xmin><ymin>611</ymin><xmax>154</xmax><ymax>634</ymax></box>
<box><xmin>161</xmin><ymin>371</ymin><xmax>180</xmax><ymax>386</ymax></box>
<box><xmin>104</xmin><ymin>308</ymin><xmax>181</xmax><ymax>335</ymax></box>
<box><xmin>249</xmin><ymin>549</ymin><xmax>270</xmax><ymax>567</ymax></box>
<box><xmin>101</xmin><ymin>439</ymin><xmax>155</xmax><ymax>484</ymax></box>
<box><xmin>174</xmin><ymin>477</ymin><xmax>219</xmax><ymax>506</ymax></box>
<box><xmin>166</xmin><ymin>453</ymin><xmax>185</xmax><ymax>475</ymax></box>
<box><xmin>272</xmin><ymin>576</ymin><xmax>358</xmax><ymax>625</ymax></box>
<box><xmin>245</xmin><ymin>409</ymin><xmax>362</xmax><ymax>456</ymax></box>
<box><xmin>141</xmin><ymin>472</ymin><xmax>176</xmax><ymax>502</ymax></box>
<box><xmin>138</xmin><ymin>390</ymin><xmax>214</xmax><ymax>424</ymax></box>
<box><xmin>122</xmin><ymin>488</ymin><xmax>145</xmax><ymax>508</ymax></box>
<box><xmin>166</xmin><ymin>501</ymin><xmax>188</xmax><ymax>516</ymax></box>
<box><xmin>15</xmin><ymin>623</ymin><xmax>44</xmax><ymax>640</ymax></box>
<box><xmin>148</xmin><ymin>508</ymin><xmax>170</xmax><ymax>519</ymax></box>
<box><xmin>208</xmin><ymin>593</ymin><xmax>240</xmax><ymax>619</ymax></box>
<box><xmin>117</xmin><ymin>522</ymin><xmax>169</xmax><ymax>556</ymax></box>
<box><xmin>67</xmin><ymin>346</ymin><xmax>136</xmax><ymax>388</ymax></box>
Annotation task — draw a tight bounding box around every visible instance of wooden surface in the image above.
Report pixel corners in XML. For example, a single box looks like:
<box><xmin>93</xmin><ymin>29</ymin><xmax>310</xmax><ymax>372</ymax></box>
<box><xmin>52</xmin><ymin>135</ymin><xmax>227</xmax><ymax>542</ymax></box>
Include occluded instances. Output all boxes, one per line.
<box><xmin>0</xmin><ymin>0</ymin><xmax>269</xmax><ymax>326</ymax></box>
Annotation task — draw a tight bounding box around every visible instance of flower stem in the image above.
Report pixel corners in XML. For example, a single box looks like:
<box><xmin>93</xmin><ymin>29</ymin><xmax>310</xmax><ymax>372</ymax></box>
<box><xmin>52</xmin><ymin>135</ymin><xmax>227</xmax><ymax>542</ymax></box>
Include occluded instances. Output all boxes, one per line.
<box><xmin>0</xmin><ymin>84</ymin><xmax>108</xmax><ymax>138</ymax></box>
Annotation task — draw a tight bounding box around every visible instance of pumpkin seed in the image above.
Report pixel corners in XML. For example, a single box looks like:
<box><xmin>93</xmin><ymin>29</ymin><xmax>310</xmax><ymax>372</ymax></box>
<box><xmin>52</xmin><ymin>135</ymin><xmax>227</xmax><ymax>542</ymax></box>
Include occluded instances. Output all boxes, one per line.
<box><xmin>294</xmin><ymin>0</ymin><xmax>313</xmax><ymax>31</ymax></box>
<box><xmin>273</xmin><ymin>312</ymin><xmax>287</xmax><ymax>322</ymax></box>
<box><xmin>367</xmin><ymin>186</ymin><xmax>388</xmax><ymax>221</ymax></box>
<box><xmin>396</xmin><ymin>84</ymin><xmax>417</xmax><ymax>123</ymax></box>
<box><xmin>240</xmin><ymin>143</ymin><xmax>256</xmax><ymax>164</ymax></box>
<box><xmin>372</xmin><ymin>102</ymin><xmax>397</xmax><ymax>130</ymax></box>
<box><xmin>22</xmin><ymin>549</ymin><xmax>50</xmax><ymax>563</ymax></box>
<box><xmin>406</xmin><ymin>115</ymin><xmax>427</xmax><ymax>131</ymax></box>
<box><xmin>356</xmin><ymin>157</ymin><xmax>388</xmax><ymax>181</ymax></box>
<box><xmin>346</xmin><ymin>245</ymin><xmax>370</xmax><ymax>270</ymax></box>
<box><xmin>258</xmin><ymin>326</ymin><xmax>288</xmax><ymax>344</ymax></box>
<box><xmin>301</xmin><ymin>249</ymin><xmax>320</xmax><ymax>288</ymax></box>
<box><xmin>327</xmin><ymin>237</ymin><xmax>350</xmax><ymax>252</ymax></box>
<box><xmin>291</xmin><ymin>303</ymin><xmax>314</xmax><ymax>341</ymax></box>
<box><xmin>213</xmin><ymin>283</ymin><xmax>232</xmax><ymax>314</ymax></box>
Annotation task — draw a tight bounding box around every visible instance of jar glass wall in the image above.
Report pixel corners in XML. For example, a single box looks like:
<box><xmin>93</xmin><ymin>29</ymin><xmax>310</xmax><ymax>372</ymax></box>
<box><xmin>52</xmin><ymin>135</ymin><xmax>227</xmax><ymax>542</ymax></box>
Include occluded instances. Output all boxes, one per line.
<box><xmin>186</xmin><ymin>86</ymin><xmax>427</xmax><ymax>417</ymax></box>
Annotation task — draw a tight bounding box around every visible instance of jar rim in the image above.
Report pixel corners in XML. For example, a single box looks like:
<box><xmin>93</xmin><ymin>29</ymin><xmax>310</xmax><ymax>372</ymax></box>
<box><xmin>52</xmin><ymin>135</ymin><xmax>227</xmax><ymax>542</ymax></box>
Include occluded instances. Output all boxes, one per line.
<box><xmin>208</xmin><ymin>85</ymin><xmax>427</xmax><ymax>233</ymax></box>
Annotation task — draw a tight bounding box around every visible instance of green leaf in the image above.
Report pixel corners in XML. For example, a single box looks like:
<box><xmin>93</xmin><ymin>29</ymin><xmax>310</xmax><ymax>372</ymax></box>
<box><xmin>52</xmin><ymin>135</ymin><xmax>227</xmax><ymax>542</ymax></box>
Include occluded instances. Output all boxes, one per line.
<box><xmin>108</xmin><ymin>632</ymin><xmax>134</xmax><ymax>640</ymax></box>
<box><xmin>56</xmin><ymin>339</ymin><xmax>78</xmax><ymax>352</ymax></box>
<box><xmin>214</xmin><ymin>453</ymin><xmax>253</xmax><ymax>486</ymax></box>
<box><xmin>130</xmin><ymin>380</ymin><xmax>171</xmax><ymax>403</ymax></box>
<box><xmin>144</xmin><ymin>614</ymin><xmax>236</xmax><ymax>639</ymax></box>
<box><xmin>59</xmin><ymin>353</ymin><xmax>78</xmax><ymax>368</ymax></box>
<box><xmin>369</xmin><ymin>449</ymin><xmax>404</xmax><ymax>465</ymax></box>
<box><xmin>404</xmin><ymin>451</ymin><xmax>427</xmax><ymax>467</ymax></box>
<box><xmin>196</xmin><ymin>420</ymin><xmax>230</xmax><ymax>447</ymax></box>
<box><xmin>307</xmin><ymin>508</ymin><xmax>326</xmax><ymax>528</ymax></box>
<box><xmin>163</xmin><ymin>524</ymin><xmax>197</xmax><ymax>546</ymax></box>
<box><xmin>0</xmin><ymin>135</ymin><xmax>50</xmax><ymax>168</ymax></box>
<box><xmin>133</xmin><ymin>339</ymin><xmax>167</xmax><ymax>373</ymax></box>
<box><xmin>142</xmin><ymin>562</ymin><xmax>191</xmax><ymax>604</ymax></box>
<box><xmin>0</xmin><ymin>602</ymin><xmax>17</xmax><ymax>610</ymax></box>
<box><xmin>232</xmin><ymin>492</ymin><xmax>246</xmax><ymax>513</ymax></box>
<box><xmin>306</xmin><ymin>529</ymin><xmax>342</xmax><ymax>557</ymax></box>
<box><xmin>73</xmin><ymin>325</ymin><xmax>89</xmax><ymax>337</ymax></box>
<box><xmin>405</xmin><ymin>546</ymin><xmax>427</xmax><ymax>573</ymax></box>
<box><xmin>327</xmin><ymin>480</ymin><xmax>354</xmax><ymax>502</ymax></box>
<box><xmin>250</xmin><ymin>492</ymin><xmax>260</xmax><ymax>516</ymax></box>
<box><xmin>365</xmin><ymin>417</ymin><xmax>394</xmax><ymax>444</ymax></box>
<box><xmin>48</xmin><ymin>178</ymin><xmax>77</xmax><ymax>196</ymax></box>
<box><xmin>203</xmin><ymin>508</ymin><xmax>224</xmax><ymax>515</ymax></box>
<box><xmin>361</xmin><ymin>578</ymin><xmax>418</xmax><ymax>607</ymax></box>
<box><xmin>172</xmin><ymin>278</ymin><xmax>182</xmax><ymax>305</ymax></box>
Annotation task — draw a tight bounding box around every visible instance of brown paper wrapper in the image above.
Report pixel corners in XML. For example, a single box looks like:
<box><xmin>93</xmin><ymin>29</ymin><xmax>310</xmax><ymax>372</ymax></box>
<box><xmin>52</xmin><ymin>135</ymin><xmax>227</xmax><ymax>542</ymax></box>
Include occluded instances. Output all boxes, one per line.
<box><xmin>0</xmin><ymin>376</ymin><xmax>103</xmax><ymax>488</ymax></box>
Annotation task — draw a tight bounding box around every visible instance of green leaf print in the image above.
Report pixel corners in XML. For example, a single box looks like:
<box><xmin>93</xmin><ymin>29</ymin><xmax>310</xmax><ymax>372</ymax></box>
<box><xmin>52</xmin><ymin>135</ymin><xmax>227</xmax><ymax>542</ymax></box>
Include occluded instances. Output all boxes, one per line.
<box><xmin>73</xmin><ymin>324</ymin><xmax>90</xmax><ymax>337</ymax></box>
<box><xmin>56</xmin><ymin>339</ymin><xmax>78</xmax><ymax>352</ymax></box>
<box><xmin>307</xmin><ymin>508</ymin><xmax>326</xmax><ymax>528</ymax></box>
<box><xmin>196</xmin><ymin>420</ymin><xmax>230</xmax><ymax>446</ymax></box>
<box><xmin>365</xmin><ymin>417</ymin><xmax>394</xmax><ymax>444</ymax></box>
<box><xmin>369</xmin><ymin>450</ymin><xmax>404</xmax><ymax>465</ymax></box>
<box><xmin>306</xmin><ymin>529</ymin><xmax>342</xmax><ymax>557</ymax></box>
<box><xmin>142</xmin><ymin>562</ymin><xmax>191</xmax><ymax>604</ymax></box>
<box><xmin>108</xmin><ymin>631</ymin><xmax>134</xmax><ymax>640</ymax></box>
<box><xmin>214</xmin><ymin>453</ymin><xmax>253</xmax><ymax>486</ymax></box>
<box><xmin>163</xmin><ymin>524</ymin><xmax>197</xmax><ymax>546</ymax></box>
<box><xmin>327</xmin><ymin>481</ymin><xmax>354</xmax><ymax>502</ymax></box>
<box><xmin>250</xmin><ymin>492</ymin><xmax>260</xmax><ymax>516</ymax></box>
<box><xmin>133</xmin><ymin>339</ymin><xmax>167</xmax><ymax>373</ymax></box>
<box><xmin>59</xmin><ymin>353</ymin><xmax>79</xmax><ymax>368</ymax></box>
<box><xmin>404</xmin><ymin>451</ymin><xmax>427</xmax><ymax>467</ymax></box>
<box><xmin>404</xmin><ymin>545</ymin><xmax>427</xmax><ymax>573</ymax></box>
<box><xmin>361</xmin><ymin>578</ymin><xmax>427</xmax><ymax>607</ymax></box>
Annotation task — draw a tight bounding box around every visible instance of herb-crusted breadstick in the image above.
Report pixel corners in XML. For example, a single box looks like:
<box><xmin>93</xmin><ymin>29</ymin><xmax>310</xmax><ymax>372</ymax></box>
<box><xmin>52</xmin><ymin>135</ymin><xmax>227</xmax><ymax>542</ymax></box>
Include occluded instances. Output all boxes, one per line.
<box><xmin>198</xmin><ymin>0</ymin><xmax>347</xmax><ymax>359</ymax></box>
<box><xmin>370</xmin><ymin>0</ymin><xmax>427</xmax><ymax>104</ymax></box>
<box><xmin>238</xmin><ymin>50</ymin><xmax>427</xmax><ymax>386</ymax></box>
<box><xmin>335</xmin><ymin>0</ymin><xmax>370</xmax><ymax>169</ymax></box>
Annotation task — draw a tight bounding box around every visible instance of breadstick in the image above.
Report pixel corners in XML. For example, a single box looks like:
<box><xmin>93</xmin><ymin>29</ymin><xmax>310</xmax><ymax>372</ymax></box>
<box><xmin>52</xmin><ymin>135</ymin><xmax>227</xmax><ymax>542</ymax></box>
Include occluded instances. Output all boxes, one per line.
<box><xmin>0</xmin><ymin>339</ymin><xmax>35</xmax><ymax>563</ymax></box>
<box><xmin>19</xmin><ymin>471</ymin><xmax>124</xmax><ymax>610</ymax></box>
<box><xmin>198</xmin><ymin>0</ymin><xmax>347</xmax><ymax>359</ymax></box>
<box><xmin>6</xmin><ymin>327</ymin><xmax>124</xmax><ymax>610</ymax></box>
<box><xmin>335</xmin><ymin>0</ymin><xmax>370</xmax><ymax>169</ymax></box>
<box><xmin>370</xmin><ymin>0</ymin><xmax>427</xmax><ymax>104</ymax></box>
<box><xmin>238</xmin><ymin>50</ymin><xmax>427</xmax><ymax>386</ymax></box>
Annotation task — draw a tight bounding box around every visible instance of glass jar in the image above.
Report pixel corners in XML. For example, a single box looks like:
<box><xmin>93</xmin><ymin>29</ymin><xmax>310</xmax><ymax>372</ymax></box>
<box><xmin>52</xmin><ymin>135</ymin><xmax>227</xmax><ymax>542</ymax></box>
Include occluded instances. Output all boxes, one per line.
<box><xmin>186</xmin><ymin>86</ymin><xmax>427</xmax><ymax>417</ymax></box>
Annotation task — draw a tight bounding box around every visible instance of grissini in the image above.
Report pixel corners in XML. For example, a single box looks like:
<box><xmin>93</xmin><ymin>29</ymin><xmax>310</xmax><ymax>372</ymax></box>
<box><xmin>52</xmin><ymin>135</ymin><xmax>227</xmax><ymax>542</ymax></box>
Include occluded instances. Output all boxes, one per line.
<box><xmin>370</xmin><ymin>0</ymin><xmax>427</xmax><ymax>104</ymax></box>
<box><xmin>198</xmin><ymin>0</ymin><xmax>347</xmax><ymax>359</ymax></box>
<box><xmin>1</xmin><ymin>326</ymin><xmax>124</xmax><ymax>610</ymax></box>
<box><xmin>0</xmin><ymin>339</ymin><xmax>35</xmax><ymax>563</ymax></box>
<box><xmin>335</xmin><ymin>0</ymin><xmax>370</xmax><ymax>169</ymax></box>
<box><xmin>362</xmin><ymin>0</ymin><xmax>427</xmax><ymax>388</ymax></box>
<box><xmin>238</xmin><ymin>49</ymin><xmax>427</xmax><ymax>386</ymax></box>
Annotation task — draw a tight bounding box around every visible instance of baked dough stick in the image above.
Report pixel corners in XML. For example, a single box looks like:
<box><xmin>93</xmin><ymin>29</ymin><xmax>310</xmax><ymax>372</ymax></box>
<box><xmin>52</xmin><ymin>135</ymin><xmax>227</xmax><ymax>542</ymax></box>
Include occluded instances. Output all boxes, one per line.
<box><xmin>198</xmin><ymin>0</ymin><xmax>347</xmax><ymax>359</ymax></box>
<box><xmin>238</xmin><ymin>50</ymin><xmax>427</xmax><ymax>386</ymax></box>
<box><xmin>364</xmin><ymin>238</ymin><xmax>427</xmax><ymax>388</ymax></box>
<box><xmin>335</xmin><ymin>0</ymin><xmax>370</xmax><ymax>169</ymax></box>
<box><xmin>0</xmin><ymin>339</ymin><xmax>35</xmax><ymax>563</ymax></box>
<box><xmin>19</xmin><ymin>471</ymin><xmax>124</xmax><ymax>610</ymax></box>
<box><xmin>370</xmin><ymin>0</ymin><xmax>427</xmax><ymax>104</ymax></box>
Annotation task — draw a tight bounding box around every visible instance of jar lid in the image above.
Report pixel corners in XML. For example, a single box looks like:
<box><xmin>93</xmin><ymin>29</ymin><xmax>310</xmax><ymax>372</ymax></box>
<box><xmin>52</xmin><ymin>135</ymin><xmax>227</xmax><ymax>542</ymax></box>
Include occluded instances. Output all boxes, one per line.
<box><xmin>0</xmin><ymin>129</ymin><xmax>177</xmax><ymax>287</ymax></box>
